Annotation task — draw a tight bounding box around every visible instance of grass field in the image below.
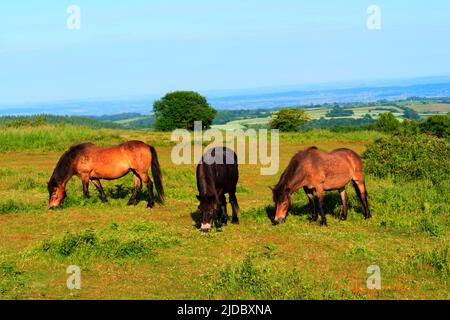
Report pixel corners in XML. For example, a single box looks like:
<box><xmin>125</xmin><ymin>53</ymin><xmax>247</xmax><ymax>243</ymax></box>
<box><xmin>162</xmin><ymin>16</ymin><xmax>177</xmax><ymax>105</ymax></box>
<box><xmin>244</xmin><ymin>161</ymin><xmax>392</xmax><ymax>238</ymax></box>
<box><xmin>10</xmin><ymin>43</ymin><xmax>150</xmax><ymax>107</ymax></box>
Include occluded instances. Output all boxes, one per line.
<box><xmin>0</xmin><ymin>125</ymin><xmax>448</xmax><ymax>300</ymax></box>
<box><xmin>212</xmin><ymin>103</ymin><xmax>450</xmax><ymax>130</ymax></box>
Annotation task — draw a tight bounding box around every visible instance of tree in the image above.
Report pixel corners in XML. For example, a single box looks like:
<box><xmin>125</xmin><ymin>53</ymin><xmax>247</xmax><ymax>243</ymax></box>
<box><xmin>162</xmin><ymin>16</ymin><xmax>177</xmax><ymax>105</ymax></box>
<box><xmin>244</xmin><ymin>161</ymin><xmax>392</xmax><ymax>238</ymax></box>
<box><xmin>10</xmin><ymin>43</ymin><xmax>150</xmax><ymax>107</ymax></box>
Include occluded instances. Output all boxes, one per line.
<box><xmin>153</xmin><ymin>91</ymin><xmax>217</xmax><ymax>131</ymax></box>
<box><xmin>375</xmin><ymin>112</ymin><xmax>400</xmax><ymax>133</ymax></box>
<box><xmin>270</xmin><ymin>108</ymin><xmax>309</xmax><ymax>132</ymax></box>
<box><xmin>403</xmin><ymin>108</ymin><xmax>421</xmax><ymax>121</ymax></box>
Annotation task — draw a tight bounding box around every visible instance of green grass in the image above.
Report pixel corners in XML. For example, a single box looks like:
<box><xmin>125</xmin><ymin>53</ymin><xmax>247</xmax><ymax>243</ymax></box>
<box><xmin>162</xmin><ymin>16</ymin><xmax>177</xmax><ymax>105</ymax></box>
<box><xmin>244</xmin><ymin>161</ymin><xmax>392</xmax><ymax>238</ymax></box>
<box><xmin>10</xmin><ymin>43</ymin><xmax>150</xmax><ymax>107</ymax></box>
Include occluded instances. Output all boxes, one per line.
<box><xmin>0</xmin><ymin>260</ymin><xmax>27</xmax><ymax>299</ymax></box>
<box><xmin>0</xmin><ymin>124</ymin><xmax>121</xmax><ymax>152</ymax></box>
<box><xmin>204</xmin><ymin>255</ymin><xmax>356</xmax><ymax>299</ymax></box>
<box><xmin>0</xmin><ymin>128</ymin><xmax>448</xmax><ymax>300</ymax></box>
<box><xmin>40</xmin><ymin>225</ymin><xmax>181</xmax><ymax>261</ymax></box>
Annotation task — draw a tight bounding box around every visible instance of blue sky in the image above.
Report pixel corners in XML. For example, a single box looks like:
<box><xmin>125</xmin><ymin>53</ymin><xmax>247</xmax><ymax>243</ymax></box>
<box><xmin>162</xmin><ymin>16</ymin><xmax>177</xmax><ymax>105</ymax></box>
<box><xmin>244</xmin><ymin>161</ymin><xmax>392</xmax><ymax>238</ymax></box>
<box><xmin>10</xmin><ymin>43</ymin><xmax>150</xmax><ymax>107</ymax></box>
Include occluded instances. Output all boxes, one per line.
<box><xmin>1</xmin><ymin>0</ymin><xmax>449</xmax><ymax>105</ymax></box>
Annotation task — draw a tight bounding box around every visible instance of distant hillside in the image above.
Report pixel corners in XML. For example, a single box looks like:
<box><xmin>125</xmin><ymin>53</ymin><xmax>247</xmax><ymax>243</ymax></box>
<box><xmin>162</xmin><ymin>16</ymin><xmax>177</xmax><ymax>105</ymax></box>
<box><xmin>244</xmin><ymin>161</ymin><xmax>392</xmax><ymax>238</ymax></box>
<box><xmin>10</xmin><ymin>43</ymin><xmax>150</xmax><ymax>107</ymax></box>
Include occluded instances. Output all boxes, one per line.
<box><xmin>0</xmin><ymin>115</ymin><xmax>124</xmax><ymax>129</ymax></box>
<box><xmin>1</xmin><ymin>98</ymin><xmax>448</xmax><ymax>131</ymax></box>
<box><xmin>208</xmin><ymin>82</ymin><xmax>450</xmax><ymax>110</ymax></box>
<box><xmin>1</xmin><ymin>76</ymin><xmax>449</xmax><ymax>115</ymax></box>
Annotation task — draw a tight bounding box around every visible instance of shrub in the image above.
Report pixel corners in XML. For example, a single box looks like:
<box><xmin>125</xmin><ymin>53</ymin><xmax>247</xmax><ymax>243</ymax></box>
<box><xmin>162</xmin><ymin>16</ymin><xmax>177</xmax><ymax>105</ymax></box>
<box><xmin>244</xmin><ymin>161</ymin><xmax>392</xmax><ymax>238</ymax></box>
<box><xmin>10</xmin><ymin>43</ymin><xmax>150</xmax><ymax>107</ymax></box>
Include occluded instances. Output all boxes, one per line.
<box><xmin>270</xmin><ymin>108</ymin><xmax>309</xmax><ymax>132</ymax></box>
<box><xmin>325</xmin><ymin>108</ymin><xmax>354</xmax><ymax>118</ymax></box>
<box><xmin>375</xmin><ymin>112</ymin><xmax>400</xmax><ymax>133</ymax></box>
<box><xmin>153</xmin><ymin>91</ymin><xmax>217</xmax><ymax>131</ymax></box>
<box><xmin>363</xmin><ymin>133</ymin><xmax>449</xmax><ymax>183</ymax></box>
<box><xmin>403</xmin><ymin>108</ymin><xmax>421</xmax><ymax>121</ymax></box>
<box><xmin>420</xmin><ymin>114</ymin><xmax>450</xmax><ymax>139</ymax></box>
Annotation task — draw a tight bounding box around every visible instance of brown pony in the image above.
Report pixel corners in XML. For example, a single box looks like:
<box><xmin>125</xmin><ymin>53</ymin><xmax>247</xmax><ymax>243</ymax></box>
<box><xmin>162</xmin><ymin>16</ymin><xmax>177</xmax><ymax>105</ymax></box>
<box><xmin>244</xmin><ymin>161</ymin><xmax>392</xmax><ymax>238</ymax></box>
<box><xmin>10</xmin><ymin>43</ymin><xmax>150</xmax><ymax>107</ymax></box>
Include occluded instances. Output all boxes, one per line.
<box><xmin>48</xmin><ymin>141</ymin><xmax>164</xmax><ymax>209</ymax></box>
<box><xmin>272</xmin><ymin>147</ymin><xmax>370</xmax><ymax>226</ymax></box>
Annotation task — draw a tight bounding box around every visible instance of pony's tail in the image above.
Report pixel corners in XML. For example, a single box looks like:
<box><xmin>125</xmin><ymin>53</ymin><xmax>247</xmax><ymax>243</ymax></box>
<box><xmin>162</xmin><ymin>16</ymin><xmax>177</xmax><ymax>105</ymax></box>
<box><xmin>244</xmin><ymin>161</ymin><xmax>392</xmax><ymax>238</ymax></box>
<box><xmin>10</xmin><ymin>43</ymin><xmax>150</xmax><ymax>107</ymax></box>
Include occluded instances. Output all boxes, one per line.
<box><xmin>150</xmin><ymin>146</ymin><xmax>165</xmax><ymax>202</ymax></box>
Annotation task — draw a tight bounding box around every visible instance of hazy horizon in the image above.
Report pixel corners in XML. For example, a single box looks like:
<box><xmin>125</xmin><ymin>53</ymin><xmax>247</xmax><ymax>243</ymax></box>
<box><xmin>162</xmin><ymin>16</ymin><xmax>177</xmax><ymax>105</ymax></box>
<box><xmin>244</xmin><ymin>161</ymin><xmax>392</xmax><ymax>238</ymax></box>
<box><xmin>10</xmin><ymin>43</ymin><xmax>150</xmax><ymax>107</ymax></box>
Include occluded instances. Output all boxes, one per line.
<box><xmin>1</xmin><ymin>75</ymin><xmax>449</xmax><ymax>116</ymax></box>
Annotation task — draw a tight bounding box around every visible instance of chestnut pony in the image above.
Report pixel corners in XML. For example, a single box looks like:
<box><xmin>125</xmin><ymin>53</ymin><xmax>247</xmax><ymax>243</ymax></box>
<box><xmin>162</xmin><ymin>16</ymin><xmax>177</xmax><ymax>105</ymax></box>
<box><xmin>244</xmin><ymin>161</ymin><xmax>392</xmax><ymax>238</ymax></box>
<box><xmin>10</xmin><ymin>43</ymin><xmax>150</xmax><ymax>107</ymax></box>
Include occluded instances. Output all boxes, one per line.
<box><xmin>272</xmin><ymin>147</ymin><xmax>371</xmax><ymax>226</ymax></box>
<box><xmin>48</xmin><ymin>141</ymin><xmax>164</xmax><ymax>209</ymax></box>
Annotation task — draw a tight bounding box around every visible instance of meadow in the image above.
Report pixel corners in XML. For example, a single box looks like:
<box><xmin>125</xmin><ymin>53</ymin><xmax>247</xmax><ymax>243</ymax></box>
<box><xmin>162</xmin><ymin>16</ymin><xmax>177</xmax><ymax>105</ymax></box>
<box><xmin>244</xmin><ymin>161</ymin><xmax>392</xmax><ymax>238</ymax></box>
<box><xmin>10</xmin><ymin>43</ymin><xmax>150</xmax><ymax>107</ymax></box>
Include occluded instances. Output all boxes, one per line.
<box><xmin>0</xmin><ymin>124</ymin><xmax>448</xmax><ymax>300</ymax></box>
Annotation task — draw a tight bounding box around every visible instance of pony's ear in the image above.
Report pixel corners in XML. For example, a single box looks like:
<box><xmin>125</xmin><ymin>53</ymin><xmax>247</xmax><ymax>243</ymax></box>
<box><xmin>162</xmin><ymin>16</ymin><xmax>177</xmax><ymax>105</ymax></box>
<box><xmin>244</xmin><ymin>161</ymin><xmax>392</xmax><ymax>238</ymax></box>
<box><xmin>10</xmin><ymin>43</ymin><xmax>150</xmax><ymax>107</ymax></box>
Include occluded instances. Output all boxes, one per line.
<box><xmin>196</xmin><ymin>195</ymin><xmax>202</xmax><ymax>201</ymax></box>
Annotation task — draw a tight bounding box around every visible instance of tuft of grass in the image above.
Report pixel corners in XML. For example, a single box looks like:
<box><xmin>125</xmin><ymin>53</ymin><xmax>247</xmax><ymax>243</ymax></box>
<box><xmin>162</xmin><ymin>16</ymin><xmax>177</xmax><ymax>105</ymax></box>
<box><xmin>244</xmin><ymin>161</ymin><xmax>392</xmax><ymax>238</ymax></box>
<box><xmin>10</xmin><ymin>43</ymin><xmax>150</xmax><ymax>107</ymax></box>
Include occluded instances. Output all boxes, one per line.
<box><xmin>0</xmin><ymin>200</ymin><xmax>41</xmax><ymax>214</ymax></box>
<box><xmin>205</xmin><ymin>255</ymin><xmax>356</xmax><ymax>300</ymax></box>
<box><xmin>12</xmin><ymin>176</ymin><xmax>38</xmax><ymax>191</ymax></box>
<box><xmin>418</xmin><ymin>216</ymin><xmax>444</xmax><ymax>237</ymax></box>
<box><xmin>0</xmin><ymin>261</ymin><xmax>27</xmax><ymax>299</ymax></box>
<box><xmin>409</xmin><ymin>246</ymin><xmax>449</xmax><ymax>281</ymax></box>
<box><xmin>0</xmin><ymin>168</ymin><xmax>16</xmax><ymax>177</ymax></box>
<box><xmin>40</xmin><ymin>227</ymin><xmax>181</xmax><ymax>261</ymax></box>
<box><xmin>345</xmin><ymin>245</ymin><xmax>369</xmax><ymax>259</ymax></box>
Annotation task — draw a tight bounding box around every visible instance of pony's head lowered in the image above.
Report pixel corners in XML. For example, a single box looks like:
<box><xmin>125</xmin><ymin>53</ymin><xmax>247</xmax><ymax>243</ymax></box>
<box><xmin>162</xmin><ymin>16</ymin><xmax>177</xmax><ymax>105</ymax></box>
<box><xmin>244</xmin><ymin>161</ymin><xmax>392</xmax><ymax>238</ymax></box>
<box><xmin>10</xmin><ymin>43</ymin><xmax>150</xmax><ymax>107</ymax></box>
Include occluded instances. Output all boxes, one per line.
<box><xmin>271</xmin><ymin>147</ymin><xmax>318</xmax><ymax>224</ymax></box>
<box><xmin>47</xmin><ymin>143</ymin><xmax>90</xmax><ymax>209</ymax></box>
<box><xmin>271</xmin><ymin>184</ymin><xmax>291</xmax><ymax>224</ymax></box>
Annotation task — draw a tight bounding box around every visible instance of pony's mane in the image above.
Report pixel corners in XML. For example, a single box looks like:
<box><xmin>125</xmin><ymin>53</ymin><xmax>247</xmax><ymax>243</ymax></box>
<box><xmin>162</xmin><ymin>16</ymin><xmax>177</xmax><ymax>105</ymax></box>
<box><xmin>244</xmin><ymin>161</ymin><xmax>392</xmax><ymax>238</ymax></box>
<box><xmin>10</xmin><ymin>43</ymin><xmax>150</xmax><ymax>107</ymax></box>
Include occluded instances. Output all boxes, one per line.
<box><xmin>272</xmin><ymin>146</ymin><xmax>318</xmax><ymax>202</ymax></box>
<box><xmin>47</xmin><ymin>143</ymin><xmax>92</xmax><ymax>192</ymax></box>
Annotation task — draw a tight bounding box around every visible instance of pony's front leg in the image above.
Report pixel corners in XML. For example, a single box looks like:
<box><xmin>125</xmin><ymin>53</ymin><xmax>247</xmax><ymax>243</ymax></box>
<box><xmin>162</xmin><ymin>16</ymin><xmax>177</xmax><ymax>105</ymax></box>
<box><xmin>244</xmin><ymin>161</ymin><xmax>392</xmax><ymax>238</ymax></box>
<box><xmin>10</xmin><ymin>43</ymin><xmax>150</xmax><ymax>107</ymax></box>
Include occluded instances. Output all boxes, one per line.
<box><xmin>303</xmin><ymin>187</ymin><xmax>317</xmax><ymax>222</ymax></box>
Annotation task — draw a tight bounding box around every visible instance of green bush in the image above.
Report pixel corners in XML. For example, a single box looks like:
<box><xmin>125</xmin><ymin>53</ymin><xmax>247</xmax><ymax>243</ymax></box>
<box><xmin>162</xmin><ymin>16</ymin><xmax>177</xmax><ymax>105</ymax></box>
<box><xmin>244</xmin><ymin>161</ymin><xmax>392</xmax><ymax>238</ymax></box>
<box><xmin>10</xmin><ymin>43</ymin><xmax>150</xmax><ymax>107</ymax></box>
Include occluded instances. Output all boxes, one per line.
<box><xmin>420</xmin><ymin>114</ymin><xmax>450</xmax><ymax>139</ymax></box>
<box><xmin>153</xmin><ymin>91</ymin><xmax>217</xmax><ymax>131</ymax></box>
<box><xmin>375</xmin><ymin>112</ymin><xmax>400</xmax><ymax>133</ymax></box>
<box><xmin>363</xmin><ymin>133</ymin><xmax>449</xmax><ymax>183</ymax></box>
<box><xmin>270</xmin><ymin>108</ymin><xmax>309</xmax><ymax>132</ymax></box>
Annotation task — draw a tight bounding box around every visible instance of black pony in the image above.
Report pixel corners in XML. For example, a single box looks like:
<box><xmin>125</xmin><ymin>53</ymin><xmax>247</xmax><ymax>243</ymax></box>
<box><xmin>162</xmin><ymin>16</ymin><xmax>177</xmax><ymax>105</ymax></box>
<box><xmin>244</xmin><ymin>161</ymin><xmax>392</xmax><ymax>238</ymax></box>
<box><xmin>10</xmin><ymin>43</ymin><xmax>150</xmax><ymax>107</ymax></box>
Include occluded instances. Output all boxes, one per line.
<box><xmin>196</xmin><ymin>147</ymin><xmax>240</xmax><ymax>233</ymax></box>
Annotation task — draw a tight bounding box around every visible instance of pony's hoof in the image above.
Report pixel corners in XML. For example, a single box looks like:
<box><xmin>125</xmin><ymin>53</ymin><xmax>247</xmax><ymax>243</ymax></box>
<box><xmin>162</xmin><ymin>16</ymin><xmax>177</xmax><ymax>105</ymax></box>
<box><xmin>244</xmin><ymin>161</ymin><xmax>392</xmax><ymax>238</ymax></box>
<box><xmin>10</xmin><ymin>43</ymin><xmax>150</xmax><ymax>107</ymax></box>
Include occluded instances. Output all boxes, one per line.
<box><xmin>147</xmin><ymin>203</ymin><xmax>154</xmax><ymax>209</ymax></box>
<box><xmin>127</xmin><ymin>201</ymin><xmax>138</xmax><ymax>206</ymax></box>
<box><xmin>231</xmin><ymin>218</ymin><xmax>240</xmax><ymax>225</ymax></box>
<box><xmin>277</xmin><ymin>217</ymin><xmax>286</xmax><ymax>224</ymax></box>
<box><xmin>309</xmin><ymin>218</ymin><xmax>318</xmax><ymax>223</ymax></box>
<box><xmin>320</xmin><ymin>221</ymin><xmax>328</xmax><ymax>227</ymax></box>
